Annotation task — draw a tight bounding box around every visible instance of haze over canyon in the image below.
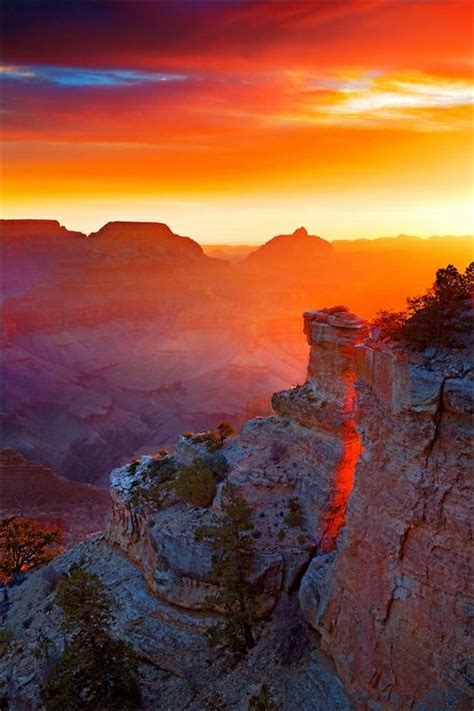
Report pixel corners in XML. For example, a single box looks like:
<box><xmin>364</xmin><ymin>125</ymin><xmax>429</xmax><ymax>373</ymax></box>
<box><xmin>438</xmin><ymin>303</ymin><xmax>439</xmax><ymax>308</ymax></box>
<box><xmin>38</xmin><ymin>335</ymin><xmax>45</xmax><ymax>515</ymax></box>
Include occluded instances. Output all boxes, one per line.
<box><xmin>2</xmin><ymin>219</ymin><xmax>472</xmax><ymax>487</ymax></box>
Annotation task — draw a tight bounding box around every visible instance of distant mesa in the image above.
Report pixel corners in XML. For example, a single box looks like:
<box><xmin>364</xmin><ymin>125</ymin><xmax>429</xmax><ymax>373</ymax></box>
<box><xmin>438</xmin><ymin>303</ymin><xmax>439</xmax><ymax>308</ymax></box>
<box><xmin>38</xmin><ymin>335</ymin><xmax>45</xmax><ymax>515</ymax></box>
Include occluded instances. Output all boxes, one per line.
<box><xmin>88</xmin><ymin>221</ymin><xmax>205</xmax><ymax>259</ymax></box>
<box><xmin>88</xmin><ymin>221</ymin><xmax>175</xmax><ymax>239</ymax></box>
<box><xmin>245</xmin><ymin>226</ymin><xmax>334</xmax><ymax>266</ymax></box>
<box><xmin>1</xmin><ymin>219</ymin><xmax>205</xmax><ymax>259</ymax></box>
<box><xmin>1</xmin><ymin>219</ymin><xmax>86</xmax><ymax>239</ymax></box>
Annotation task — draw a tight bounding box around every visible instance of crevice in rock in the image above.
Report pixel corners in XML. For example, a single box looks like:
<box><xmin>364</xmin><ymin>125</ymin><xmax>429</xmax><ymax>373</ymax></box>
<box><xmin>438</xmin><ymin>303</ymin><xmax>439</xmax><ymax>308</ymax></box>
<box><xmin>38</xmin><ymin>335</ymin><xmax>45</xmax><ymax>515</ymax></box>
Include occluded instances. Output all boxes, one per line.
<box><xmin>423</xmin><ymin>376</ymin><xmax>448</xmax><ymax>467</ymax></box>
<box><xmin>287</xmin><ymin>548</ymin><xmax>318</xmax><ymax>596</ymax></box>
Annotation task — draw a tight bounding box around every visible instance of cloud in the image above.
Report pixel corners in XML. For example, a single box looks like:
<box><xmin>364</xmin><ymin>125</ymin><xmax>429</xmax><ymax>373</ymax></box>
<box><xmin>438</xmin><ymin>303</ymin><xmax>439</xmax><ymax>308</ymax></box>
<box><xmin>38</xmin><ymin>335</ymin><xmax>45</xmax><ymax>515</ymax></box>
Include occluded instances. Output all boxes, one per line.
<box><xmin>0</xmin><ymin>65</ymin><xmax>37</xmax><ymax>79</ymax></box>
<box><xmin>274</xmin><ymin>72</ymin><xmax>474</xmax><ymax>130</ymax></box>
<box><xmin>0</xmin><ymin>64</ymin><xmax>187</xmax><ymax>87</ymax></box>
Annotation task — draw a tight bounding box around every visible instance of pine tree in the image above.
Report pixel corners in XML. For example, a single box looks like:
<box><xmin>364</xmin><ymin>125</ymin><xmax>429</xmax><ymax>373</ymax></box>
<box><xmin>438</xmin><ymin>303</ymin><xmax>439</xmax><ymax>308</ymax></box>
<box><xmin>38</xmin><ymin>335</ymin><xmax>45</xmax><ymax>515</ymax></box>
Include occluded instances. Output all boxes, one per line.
<box><xmin>196</xmin><ymin>484</ymin><xmax>258</xmax><ymax>659</ymax></box>
<box><xmin>42</xmin><ymin>564</ymin><xmax>141</xmax><ymax>710</ymax></box>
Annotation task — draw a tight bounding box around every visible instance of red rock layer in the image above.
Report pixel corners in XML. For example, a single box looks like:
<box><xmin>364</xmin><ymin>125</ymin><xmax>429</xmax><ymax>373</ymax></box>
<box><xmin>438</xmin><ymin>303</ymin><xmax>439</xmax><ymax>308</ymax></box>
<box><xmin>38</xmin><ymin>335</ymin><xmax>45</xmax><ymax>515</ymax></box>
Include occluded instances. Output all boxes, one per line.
<box><xmin>302</xmin><ymin>336</ymin><xmax>473</xmax><ymax>709</ymax></box>
<box><xmin>0</xmin><ymin>448</ymin><xmax>111</xmax><ymax>545</ymax></box>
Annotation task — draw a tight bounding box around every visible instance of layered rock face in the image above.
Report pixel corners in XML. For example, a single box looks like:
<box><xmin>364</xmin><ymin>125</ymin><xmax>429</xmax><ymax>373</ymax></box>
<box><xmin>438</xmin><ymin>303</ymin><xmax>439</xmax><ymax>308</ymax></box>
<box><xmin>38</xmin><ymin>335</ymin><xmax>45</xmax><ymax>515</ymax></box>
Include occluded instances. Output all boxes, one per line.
<box><xmin>0</xmin><ymin>303</ymin><xmax>471</xmax><ymax>708</ymax></box>
<box><xmin>0</xmin><ymin>449</ymin><xmax>111</xmax><ymax>545</ymax></box>
<box><xmin>300</xmin><ymin>319</ymin><xmax>473</xmax><ymax>709</ymax></box>
<box><xmin>107</xmin><ymin>309</ymin><xmax>368</xmax><ymax>616</ymax></box>
<box><xmin>104</xmin><ymin>308</ymin><xmax>473</xmax><ymax>709</ymax></box>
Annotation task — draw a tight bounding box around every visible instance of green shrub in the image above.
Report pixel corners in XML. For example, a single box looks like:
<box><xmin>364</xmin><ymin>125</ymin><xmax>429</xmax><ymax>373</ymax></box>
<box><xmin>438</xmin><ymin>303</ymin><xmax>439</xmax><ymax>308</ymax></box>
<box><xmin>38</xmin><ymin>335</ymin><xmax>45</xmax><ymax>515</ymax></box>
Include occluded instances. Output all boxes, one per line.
<box><xmin>127</xmin><ymin>460</ymin><xmax>139</xmax><ymax>476</ymax></box>
<box><xmin>203</xmin><ymin>431</ymin><xmax>222</xmax><ymax>453</ymax></box>
<box><xmin>0</xmin><ymin>629</ymin><xmax>13</xmax><ymax>644</ymax></box>
<box><xmin>41</xmin><ymin>565</ymin><xmax>140</xmax><ymax>710</ymax></box>
<box><xmin>193</xmin><ymin>422</ymin><xmax>235</xmax><ymax>453</ymax></box>
<box><xmin>173</xmin><ymin>459</ymin><xmax>216</xmax><ymax>508</ymax></box>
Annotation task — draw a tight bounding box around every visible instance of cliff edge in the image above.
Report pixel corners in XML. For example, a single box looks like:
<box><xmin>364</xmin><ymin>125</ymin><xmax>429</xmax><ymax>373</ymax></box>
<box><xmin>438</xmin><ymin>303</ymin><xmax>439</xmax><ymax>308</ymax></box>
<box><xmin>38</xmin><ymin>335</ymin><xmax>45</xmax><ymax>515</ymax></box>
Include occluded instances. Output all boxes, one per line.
<box><xmin>1</xmin><ymin>309</ymin><xmax>471</xmax><ymax>710</ymax></box>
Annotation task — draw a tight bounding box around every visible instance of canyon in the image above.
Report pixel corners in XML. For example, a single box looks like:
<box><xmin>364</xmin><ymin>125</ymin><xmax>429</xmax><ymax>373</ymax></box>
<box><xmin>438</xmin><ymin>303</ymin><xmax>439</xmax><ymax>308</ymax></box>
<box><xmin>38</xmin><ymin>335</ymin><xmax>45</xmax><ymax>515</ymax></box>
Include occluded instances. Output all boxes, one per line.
<box><xmin>1</xmin><ymin>219</ymin><xmax>472</xmax><ymax>487</ymax></box>
<box><xmin>1</xmin><ymin>307</ymin><xmax>471</xmax><ymax>710</ymax></box>
<box><xmin>0</xmin><ymin>449</ymin><xmax>110</xmax><ymax>546</ymax></box>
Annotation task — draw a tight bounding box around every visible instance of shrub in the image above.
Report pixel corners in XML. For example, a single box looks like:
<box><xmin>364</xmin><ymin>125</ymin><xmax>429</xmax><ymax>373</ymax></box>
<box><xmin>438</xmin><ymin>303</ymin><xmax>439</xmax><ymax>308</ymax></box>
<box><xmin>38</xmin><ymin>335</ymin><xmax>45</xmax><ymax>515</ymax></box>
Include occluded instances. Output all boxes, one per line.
<box><xmin>202</xmin><ymin>431</ymin><xmax>222</xmax><ymax>453</ymax></box>
<box><xmin>193</xmin><ymin>422</ymin><xmax>235</xmax><ymax>453</ymax></box>
<box><xmin>195</xmin><ymin>484</ymin><xmax>258</xmax><ymax>659</ymax></box>
<box><xmin>41</xmin><ymin>565</ymin><xmax>140</xmax><ymax>710</ymax></box>
<box><xmin>127</xmin><ymin>460</ymin><xmax>139</xmax><ymax>476</ymax></box>
<box><xmin>217</xmin><ymin>421</ymin><xmax>235</xmax><ymax>445</ymax></box>
<box><xmin>373</xmin><ymin>263</ymin><xmax>473</xmax><ymax>350</ymax></box>
<box><xmin>128</xmin><ymin>456</ymin><xmax>177</xmax><ymax>508</ymax></box>
<box><xmin>0</xmin><ymin>629</ymin><xmax>13</xmax><ymax>644</ymax></box>
<box><xmin>146</xmin><ymin>456</ymin><xmax>176</xmax><ymax>483</ymax></box>
<box><xmin>173</xmin><ymin>459</ymin><xmax>216</xmax><ymax>508</ymax></box>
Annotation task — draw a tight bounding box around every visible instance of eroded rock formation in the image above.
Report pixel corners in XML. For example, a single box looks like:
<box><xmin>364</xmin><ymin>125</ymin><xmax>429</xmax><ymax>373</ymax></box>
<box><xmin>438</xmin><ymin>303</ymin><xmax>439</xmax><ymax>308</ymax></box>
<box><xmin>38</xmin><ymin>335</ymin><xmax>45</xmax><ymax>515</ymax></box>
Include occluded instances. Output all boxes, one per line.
<box><xmin>0</xmin><ymin>308</ymin><xmax>471</xmax><ymax>710</ymax></box>
<box><xmin>301</xmin><ymin>326</ymin><xmax>473</xmax><ymax>709</ymax></box>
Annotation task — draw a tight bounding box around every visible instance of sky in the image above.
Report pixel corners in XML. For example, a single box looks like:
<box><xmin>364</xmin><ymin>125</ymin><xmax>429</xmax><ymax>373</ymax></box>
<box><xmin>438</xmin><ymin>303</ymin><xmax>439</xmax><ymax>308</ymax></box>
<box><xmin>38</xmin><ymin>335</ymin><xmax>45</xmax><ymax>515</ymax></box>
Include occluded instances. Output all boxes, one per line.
<box><xmin>1</xmin><ymin>0</ymin><xmax>473</xmax><ymax>243</ymax></box>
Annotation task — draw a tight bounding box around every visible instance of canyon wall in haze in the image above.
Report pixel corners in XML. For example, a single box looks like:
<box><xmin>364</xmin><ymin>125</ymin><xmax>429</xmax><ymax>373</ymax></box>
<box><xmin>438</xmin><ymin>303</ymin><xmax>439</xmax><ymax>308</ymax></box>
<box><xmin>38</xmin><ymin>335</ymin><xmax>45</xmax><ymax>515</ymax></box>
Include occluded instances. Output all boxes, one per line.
<box><xmin>1</xmin><ymin>219</ymin><xmax>472</xmax><ymax>486</ymax></box>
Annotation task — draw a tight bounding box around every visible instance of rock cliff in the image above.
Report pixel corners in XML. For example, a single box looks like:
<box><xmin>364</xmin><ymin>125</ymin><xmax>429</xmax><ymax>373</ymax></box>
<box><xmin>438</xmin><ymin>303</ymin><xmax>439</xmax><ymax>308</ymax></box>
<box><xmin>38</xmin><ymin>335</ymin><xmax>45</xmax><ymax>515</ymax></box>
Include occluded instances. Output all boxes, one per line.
<box><xmin>300</xmin><ymin>318</ymin><xmax>473</xmax><ymax>710</ymax></box>
<box><xmin>0</xmin><ymin>308</ymin><xmax>471</xmax><ymax>710</ymax></box>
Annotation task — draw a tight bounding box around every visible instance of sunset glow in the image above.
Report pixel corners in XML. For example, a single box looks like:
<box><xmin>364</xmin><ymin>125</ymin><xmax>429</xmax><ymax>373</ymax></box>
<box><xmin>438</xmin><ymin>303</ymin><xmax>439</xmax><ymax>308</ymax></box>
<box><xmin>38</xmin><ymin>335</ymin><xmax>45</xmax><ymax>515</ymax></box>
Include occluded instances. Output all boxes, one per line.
<box><xmin>1</xmin><ymin>0</ymin><xmax>473</xmax><ymax>242</ymax></box>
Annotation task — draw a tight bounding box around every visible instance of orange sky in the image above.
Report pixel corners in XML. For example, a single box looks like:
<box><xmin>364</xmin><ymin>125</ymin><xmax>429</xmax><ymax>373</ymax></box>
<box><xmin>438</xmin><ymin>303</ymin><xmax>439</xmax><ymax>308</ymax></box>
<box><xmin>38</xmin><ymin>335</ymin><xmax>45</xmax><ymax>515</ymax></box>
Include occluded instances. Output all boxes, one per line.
<box><xmin>1</xmin><ymin>1</ymin><xmax>473</xmax><ymax>243</ymax></box>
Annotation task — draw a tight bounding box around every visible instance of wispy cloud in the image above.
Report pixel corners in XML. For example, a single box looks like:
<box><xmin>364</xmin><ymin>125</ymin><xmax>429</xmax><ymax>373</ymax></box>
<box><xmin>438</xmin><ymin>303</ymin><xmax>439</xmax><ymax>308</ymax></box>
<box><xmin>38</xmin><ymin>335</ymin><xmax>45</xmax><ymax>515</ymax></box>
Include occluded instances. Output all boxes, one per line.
<box><xmin>0</xmin><ymin>65</ymin><xmax>187</xmax><ymax>87</ymax></box>
<box><xmin>0</xmin><ymin>65</ymin><xmax>37</xmax><ymax>79</ymax></box>
<box><xmin>277</xmin><ymin>71</ymin><xmax>474</xmax><ymax>130</ymax></box>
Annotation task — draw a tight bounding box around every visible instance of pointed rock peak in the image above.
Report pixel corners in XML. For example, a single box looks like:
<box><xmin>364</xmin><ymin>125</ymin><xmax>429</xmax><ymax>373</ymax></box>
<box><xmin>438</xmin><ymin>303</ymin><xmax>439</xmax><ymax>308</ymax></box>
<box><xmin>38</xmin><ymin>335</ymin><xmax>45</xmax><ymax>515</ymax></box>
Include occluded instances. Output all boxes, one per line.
<box><xmin>293</xmin><ymin>226</ymin><xmax>308</xmax><ymax>238</ymax></box>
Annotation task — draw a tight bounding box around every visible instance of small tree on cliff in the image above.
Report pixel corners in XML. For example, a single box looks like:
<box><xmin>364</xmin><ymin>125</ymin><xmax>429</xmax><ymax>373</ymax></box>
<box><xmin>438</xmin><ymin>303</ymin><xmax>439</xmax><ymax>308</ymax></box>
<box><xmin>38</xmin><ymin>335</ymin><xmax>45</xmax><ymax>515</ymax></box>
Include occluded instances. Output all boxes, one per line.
<box><xmin>217</xmin><ymin>421</ymin><xmax>235</xmax><ymax>446</ymax></box>
<box><xmin>373</xmin><ymin>263</ymin><xmax>473</xmax><ymax>349</ymax></box>
<box><xmin>195</xmin><ymin>484</ymin><xmax>258</xmax><ymax>659</ymax></box>
<box><xmin>42</xmin><ymin>564</ymin><xmax>141</xmax><ymax>710</ymax></box>
<box><xmin>0</xmin><ymin>517</ymin><xmax>63</xmax><ymax>583</ymax></box>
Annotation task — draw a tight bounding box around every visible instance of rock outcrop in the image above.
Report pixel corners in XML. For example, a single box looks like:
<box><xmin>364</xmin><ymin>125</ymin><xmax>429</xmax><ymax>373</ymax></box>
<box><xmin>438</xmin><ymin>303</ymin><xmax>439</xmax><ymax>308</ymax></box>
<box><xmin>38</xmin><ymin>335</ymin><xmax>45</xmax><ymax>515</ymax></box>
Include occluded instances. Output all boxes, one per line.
<box><xmin>300</xmin><ymin>332</ymin><xmax>473</xmax><ymax>710</ymax></box>
<box><xmin>0</xmin><ymin>307</ymin><xmax>472</xmax><ymax>710</ymax></box>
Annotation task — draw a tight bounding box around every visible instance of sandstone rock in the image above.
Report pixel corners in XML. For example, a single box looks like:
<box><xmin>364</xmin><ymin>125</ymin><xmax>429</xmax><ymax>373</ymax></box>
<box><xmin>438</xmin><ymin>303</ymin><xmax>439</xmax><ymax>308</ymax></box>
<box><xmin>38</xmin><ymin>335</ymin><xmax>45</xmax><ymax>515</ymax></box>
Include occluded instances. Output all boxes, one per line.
<box><xmin>302</xmin><ymin>327</ymin><xmax>473</xmax><ymax>709</ymax></box>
